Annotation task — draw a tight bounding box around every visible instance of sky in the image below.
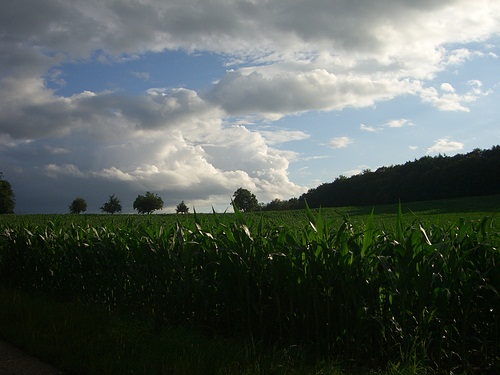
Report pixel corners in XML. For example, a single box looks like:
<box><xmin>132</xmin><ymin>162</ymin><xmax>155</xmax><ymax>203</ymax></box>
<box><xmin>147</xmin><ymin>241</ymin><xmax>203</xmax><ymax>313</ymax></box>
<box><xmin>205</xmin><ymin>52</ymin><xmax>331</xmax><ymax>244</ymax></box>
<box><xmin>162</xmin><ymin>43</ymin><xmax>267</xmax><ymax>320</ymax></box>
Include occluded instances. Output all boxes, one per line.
<box><xmin>1</xmin><ymin>0</ymin><xmax>500</xmax><ymax>214</ymax></box>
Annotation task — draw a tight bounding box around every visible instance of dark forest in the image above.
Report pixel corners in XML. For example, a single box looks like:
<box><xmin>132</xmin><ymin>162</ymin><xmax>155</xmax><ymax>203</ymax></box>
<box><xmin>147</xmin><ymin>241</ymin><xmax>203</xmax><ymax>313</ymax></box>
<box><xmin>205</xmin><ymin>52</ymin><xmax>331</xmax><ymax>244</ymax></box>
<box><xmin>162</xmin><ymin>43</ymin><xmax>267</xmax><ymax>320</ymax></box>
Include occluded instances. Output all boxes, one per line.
<box><xmin>262</xmin><ymin>145</ymin><xmax>500</xmax><ymax>210</ymax></box>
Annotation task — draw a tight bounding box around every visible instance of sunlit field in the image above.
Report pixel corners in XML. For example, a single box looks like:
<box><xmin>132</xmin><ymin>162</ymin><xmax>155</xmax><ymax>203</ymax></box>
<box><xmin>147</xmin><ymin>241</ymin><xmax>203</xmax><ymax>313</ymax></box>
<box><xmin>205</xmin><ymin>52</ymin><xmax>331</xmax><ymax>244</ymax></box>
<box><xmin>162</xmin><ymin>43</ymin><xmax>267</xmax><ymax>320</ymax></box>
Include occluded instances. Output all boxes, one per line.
<box><xmin>0</xmin><ymin>196</ymin><xmax>499</xmax><ymax>374</ymax></box>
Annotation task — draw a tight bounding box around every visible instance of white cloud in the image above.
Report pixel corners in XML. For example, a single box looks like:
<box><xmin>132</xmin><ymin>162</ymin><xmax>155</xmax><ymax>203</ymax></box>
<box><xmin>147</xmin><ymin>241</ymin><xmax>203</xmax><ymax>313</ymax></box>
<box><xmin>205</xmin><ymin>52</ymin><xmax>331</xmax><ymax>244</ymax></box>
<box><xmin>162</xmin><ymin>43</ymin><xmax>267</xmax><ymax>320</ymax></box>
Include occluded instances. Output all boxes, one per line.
<box><xmin>440</xmin><ymin>83</ymin><xmax>455</xmax><ymax>93</ymax></box>
<box><xmin>385</xmin><ymin>119</ymin><xmax>413</xmax><ymax>128</ymax></box>
<box><xmin>209</xmin><ymin>69</ymin><xmax>421</xmax><ymax>119</ymax></box>
<box><xmin>427</xmin><ymin>138</ymin><xmax>464</xmax><ymax>154</ymax></box>
<box><xmin>360</xmin><ymin>124</ymin><xmax>378</xmax><ymax>132</ymax></box>
<box><xmin>0</xmin><ymin>79</ymin><xmax>307</xmax><ymax>211</ymax></box>
<box><xmin>2</xmin><ymin>0</ymin><xmax>498</xmax><ymax>128</ymax></box>
<box><xmin>443</xmin><ymin>48</ymin><xmax>487</xmax><ymax>66</ymax></box>
<box><xmin>259</xmin><ymin>129</ymin><xmax>310</xmax><ymax>145</ymax></box>
<box><xmin>329</xmin><ymin>137</ymin><xmax>353</xmax><ymax>149</ymax></box>
<box><xmin>360</xmin><ymin>118</ymin><xmax>412</xmax><ymax>132</ymax></box>
<box><xmin>1</xmin><ymin>0</ymin><xmax>499</xmax><ymax>212</ymax></box>
<box><xmin>98</xmin><ymin>167</ymin><xmax>136</xmax><ymax>181</ymax></box>
<box><xmin>419</xmin><ymin>80</ymin><xmax>492</xmax><ymax>112</ymax></box>
<box><xmin>45</xmin><ymin>164</ymin><xmax>86</xmax><ymax>178</ymax></box>
<box><xmin>302</xmin><ymin>155</ymin><xmax>330</xmax><ymax>162</ymax></box>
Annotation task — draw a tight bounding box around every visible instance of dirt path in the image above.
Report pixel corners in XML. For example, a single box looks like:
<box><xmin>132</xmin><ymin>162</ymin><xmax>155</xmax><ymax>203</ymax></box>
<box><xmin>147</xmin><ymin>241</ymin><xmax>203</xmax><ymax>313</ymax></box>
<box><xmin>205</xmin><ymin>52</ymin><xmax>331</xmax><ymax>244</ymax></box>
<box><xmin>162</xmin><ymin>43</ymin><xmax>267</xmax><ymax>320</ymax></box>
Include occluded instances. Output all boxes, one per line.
<box><xmin>0</xmin><ymin>340</ymin><xmax>65</xmax><ymax>375</ymax></box>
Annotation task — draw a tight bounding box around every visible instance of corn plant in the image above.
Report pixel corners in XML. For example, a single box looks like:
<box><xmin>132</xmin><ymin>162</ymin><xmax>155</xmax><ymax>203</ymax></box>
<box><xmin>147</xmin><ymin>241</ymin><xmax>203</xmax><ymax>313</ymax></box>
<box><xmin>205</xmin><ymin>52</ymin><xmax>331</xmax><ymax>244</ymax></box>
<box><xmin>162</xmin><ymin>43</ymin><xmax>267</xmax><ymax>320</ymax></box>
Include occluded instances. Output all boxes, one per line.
<box><xmin>0</xmin><ymin>206</ymin><xmax>498</xmax><ymax>373</ymax></box>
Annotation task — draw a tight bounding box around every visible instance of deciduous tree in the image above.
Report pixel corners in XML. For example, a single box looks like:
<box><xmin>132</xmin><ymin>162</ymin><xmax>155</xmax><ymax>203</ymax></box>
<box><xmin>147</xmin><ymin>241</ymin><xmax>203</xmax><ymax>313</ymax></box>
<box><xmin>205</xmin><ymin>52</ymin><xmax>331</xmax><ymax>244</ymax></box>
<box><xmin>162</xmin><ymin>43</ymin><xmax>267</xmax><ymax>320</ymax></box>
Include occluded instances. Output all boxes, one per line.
<box><xmin>100</xmin><ymin>194</ymin><xmax>122</xmax><ymax>214</ymax></box>
<box><xmin>0</xmin><ymin>173</ymin><xmax>15</xmax><ymax>214</ymax></box>
<box><xmin>232</xmin><ymin>187</ymin><xmax>259</xmax><ymax>212</ymax></box>
<box><xmin>69</xmin><ymin>197</ymin><xmax>87</xmax><ymax>214</ymax></box>
<box><xmin>133</xmin><ymin>192</ymin><xmax>163</xmax><ymax>214</ymax></box>
<box><xmin>176</xmin><ymin>200</ymin><xmax>189</xmax><ymax>214</ymax></box>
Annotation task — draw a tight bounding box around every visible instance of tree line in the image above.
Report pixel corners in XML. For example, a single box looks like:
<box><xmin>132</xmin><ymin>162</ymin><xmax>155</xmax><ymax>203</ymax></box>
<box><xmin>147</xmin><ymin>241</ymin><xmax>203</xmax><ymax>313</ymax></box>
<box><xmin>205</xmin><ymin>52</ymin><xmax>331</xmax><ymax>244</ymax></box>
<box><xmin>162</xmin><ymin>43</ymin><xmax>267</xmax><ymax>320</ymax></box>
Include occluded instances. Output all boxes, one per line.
<box><xmin>69</xmin><ymin>192</ymin><xmax>170</xmax><ymax>214</ymax></box>
<box><xmin>0</xmin><ymin>176</ymin><xmax>258</xmax><ymax>214</ymax></box>
<box><xmin>68</xmin><ymin>188</ymin><xmax>259</xmax><ymax>214</ymax></box>
<box><xmin>261</xmin><ymin>145</ymin><xmax>500</xmax><ymax>210</ymax></box>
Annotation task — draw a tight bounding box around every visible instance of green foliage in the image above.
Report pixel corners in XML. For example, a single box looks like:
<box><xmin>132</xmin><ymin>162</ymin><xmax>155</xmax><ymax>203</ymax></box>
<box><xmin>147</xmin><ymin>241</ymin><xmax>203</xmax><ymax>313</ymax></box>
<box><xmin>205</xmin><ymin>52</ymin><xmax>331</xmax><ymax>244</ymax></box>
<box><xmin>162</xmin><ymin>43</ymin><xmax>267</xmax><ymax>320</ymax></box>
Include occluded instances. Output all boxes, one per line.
<box><xmin>233</xmin><ymin>187</ymin><xmax>259</xmax><ymax>212</ymax></box>
<box><xmin>0</xmin><ymin>210</ymin><xmax>498</xmax><ymax>373</ymax></box>
<box><xmin>69</xmin><ymin>197</ymin><xmax>87</xmax><ymax>214</ymax></box>
<box><xmin>298</xmin><ymin>145</ymin><xmax>500</xmax><ymax>209</ymax></box>
<box><xmin>0</xmin><ymin>172</ymin><xmax>15</xmax><ymax>214</ymax></box>
<box><xmin>133</xmin><ymin>191</ymin><xmax>163</xmax><ymax>214</ymax></box>
<box><xmin>100</xmin><ymin>194</ymin><xmax>122</xmax><ymax>214</ymax></box>
<box><xmin>262</xmin><ymin>197</ymin><xmax>302</xmax><ymax>211</ymax></box>
<box><xmin>175</xmin><ymin>200</ymin><xmax>189</xmax><ymax>214</ymax></box>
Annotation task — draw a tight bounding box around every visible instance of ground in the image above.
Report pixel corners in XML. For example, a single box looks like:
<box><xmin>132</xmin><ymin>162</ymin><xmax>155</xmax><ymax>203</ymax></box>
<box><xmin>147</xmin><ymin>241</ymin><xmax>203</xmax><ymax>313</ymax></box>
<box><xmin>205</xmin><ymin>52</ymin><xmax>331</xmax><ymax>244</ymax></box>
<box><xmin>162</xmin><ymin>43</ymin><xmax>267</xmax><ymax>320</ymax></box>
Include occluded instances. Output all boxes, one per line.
<box><xmin>0</xmin><ymin>340</ymin><xmax>64</xmax><ymax>375</ymax></box>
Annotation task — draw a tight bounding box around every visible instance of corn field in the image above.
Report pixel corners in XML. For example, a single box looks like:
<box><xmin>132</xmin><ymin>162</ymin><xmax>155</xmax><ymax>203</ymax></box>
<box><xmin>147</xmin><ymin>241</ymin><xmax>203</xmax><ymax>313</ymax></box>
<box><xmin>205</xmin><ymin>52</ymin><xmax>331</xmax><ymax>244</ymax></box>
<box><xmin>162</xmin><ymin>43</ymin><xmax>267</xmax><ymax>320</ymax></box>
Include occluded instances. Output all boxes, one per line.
<box><xmin>0</xmin><ymin>206</ymin><xmax>498</xmax><ymax>372</ymax></box>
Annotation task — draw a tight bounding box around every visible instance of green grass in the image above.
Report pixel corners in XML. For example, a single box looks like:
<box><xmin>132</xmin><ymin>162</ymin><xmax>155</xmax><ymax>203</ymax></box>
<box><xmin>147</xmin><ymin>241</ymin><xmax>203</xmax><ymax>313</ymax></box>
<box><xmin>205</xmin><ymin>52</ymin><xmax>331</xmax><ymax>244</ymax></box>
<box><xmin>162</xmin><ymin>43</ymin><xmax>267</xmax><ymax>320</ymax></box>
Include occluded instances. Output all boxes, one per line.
<box><xmin>0</xmin><ymin>195</ymin><xmax>499</xmax><ymax>374</ymax></box>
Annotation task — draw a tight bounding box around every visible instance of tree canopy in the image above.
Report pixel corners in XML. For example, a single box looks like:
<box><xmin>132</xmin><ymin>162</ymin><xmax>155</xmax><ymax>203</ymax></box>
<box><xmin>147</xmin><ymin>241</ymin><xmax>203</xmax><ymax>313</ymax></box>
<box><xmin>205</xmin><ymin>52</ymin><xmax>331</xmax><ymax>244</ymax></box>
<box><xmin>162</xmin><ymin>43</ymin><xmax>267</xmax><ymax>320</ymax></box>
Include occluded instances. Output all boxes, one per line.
<box><xmin>259</xmin><ymin>145</ymin><xmax>500</xmax><ymax>211</ymax></box>
<box><xmin>0</xmin><ymin>173</ymin><xmax>15</xmax><ymax>214</ymax></box>
<box><xmin>176</xmin><ymin>200</ymin><xmax>189</xmax><ymax>214</ymax></box>
<box><xmin>298</xmin><ymin>145</ymin><xmax>500</xmax><ymax>209</ymax></box>
<box><xmin>69</xmin><ymin>197</ymin><xmax>87</xmax><ymax>214</ymax></box>
<box><xmin>133</xmin><ymin>192</ymin><xmax>164</xmax><ymax>214</ymax></box>
<box><xmin>233</xmin><ymin>188</ymin><xmax>259</xmax><ymax>212</ymax></box>
<box><xmin>100</xmin><ymin>194</ymin><xmax>122</xmax><ymax>214</ymax></box>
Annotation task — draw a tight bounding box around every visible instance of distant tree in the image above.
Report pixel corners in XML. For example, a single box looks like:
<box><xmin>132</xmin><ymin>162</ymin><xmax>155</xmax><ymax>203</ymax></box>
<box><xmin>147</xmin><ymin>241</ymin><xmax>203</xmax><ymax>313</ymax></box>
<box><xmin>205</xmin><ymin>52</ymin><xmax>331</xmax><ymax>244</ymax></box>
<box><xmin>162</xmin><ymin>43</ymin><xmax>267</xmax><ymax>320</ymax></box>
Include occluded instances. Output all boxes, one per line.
<box><xmin>69</xmin><ymin>197</ymin><xmax>87</xmax><ymax>214</ymax></box>
<box><xmin>133</xmin><ymin>192</ymin><xmax>163</xmax><ymax>214</ymax></box>
<box><xmin>100</xmin><ymin>194</ymin><xmax>122</xmax><ymax>214</ymax></box>
<box><xmin>232</xmin><ymin>187</ymin><xmax>259</xmax><ymax>212</ymax></box>
<box><xmin>0</xmin><ymin>172</ymin><xmax>15</xmax><ymax>214</ymax></box>
<box><xmin>262</xmin><ymin>197</ymin><xmax>302</xmax><ymax>211</ymax></box>
<box><xmin>175</xmin><ymin>200</ymin><xmax>189</xmax><ymax>214</ymax></box>
<box><xmin>262</xmin><ymin>198</ymin><xmax>286</xmax><ymax>211</ymax></box>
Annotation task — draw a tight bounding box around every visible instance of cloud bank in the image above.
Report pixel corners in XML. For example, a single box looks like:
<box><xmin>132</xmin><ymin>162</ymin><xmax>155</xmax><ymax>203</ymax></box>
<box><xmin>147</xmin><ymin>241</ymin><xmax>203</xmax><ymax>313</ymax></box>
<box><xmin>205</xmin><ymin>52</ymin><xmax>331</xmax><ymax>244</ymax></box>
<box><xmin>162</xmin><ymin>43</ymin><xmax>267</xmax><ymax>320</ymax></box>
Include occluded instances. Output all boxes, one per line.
<box><xmin>0</xmin><ymin>0</ymin><xmax>499</xmax><ymax>212</ymax></box>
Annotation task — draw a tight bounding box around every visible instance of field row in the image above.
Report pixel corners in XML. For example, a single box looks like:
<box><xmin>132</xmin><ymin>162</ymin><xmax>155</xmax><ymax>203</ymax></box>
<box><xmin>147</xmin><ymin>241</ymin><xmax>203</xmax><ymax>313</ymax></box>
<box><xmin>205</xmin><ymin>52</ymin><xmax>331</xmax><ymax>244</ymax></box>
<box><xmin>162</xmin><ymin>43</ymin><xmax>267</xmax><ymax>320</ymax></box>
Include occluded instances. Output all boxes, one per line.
<box><xmin>0</xmin><ymin>206</ymin><xmax>499</xmax><ymax>372</ymax></box>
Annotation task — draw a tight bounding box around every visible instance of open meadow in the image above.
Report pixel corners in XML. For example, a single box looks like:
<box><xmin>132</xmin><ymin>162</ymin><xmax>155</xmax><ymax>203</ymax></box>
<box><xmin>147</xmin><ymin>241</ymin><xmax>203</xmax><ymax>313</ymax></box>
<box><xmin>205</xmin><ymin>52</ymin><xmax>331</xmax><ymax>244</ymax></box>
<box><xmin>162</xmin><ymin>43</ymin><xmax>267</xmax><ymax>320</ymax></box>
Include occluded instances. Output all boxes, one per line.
<box><xmin>0</xmin><ymin>195</ymin><xmax>499</xmax><ymax>374</ymax></box>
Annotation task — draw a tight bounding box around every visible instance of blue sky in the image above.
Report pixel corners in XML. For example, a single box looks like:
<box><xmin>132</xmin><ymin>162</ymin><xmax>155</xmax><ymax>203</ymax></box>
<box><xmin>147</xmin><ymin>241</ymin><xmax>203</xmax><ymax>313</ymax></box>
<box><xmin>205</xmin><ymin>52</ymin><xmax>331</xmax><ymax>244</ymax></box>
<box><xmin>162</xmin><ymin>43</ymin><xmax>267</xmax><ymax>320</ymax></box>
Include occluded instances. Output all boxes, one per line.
<box><xmin>1</xmin><ymin>0</ymin><xmax>499</xmax><ymax>213</ymax></box>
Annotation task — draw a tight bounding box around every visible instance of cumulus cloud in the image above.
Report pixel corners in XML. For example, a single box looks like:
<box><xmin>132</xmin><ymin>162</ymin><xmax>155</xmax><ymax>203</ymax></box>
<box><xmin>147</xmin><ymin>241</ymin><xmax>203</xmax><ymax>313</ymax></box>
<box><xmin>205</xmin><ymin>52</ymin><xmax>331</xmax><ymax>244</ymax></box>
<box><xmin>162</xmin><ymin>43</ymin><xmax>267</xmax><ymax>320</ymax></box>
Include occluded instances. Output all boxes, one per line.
<box><xmin>44</xmin><ymin>164</ymin><xmax>86</xmax><ymax>178</ymax></box>
<box><xmin>0</xmin><ymin>78</ymin><xmax>306</xmax><ymax>211</ymax></box>
<box><xmin>53</xmin><ymin>106</ymin><xmax>305</xmax><ymax>209</ymax></box>
<box><xmin>419</xmin><ymin>80</ymin><xmax>492</xmax><ymax>112</ymax></box>
<box><xmin>208</xmin><ymin>69</ymin><xmax>421</xmax><ymax>119</ymax></box>
<box><xmin>3</xmin><ymin>1</ymin><xmax>499</xmax><ymax>61</ymax></box>
<box><xmin>329</xmin><ymin>137</ymin><xmax>353</xmax><ymax>149</ymax></box>
<box><xmin>360</xmin><ymin>124</ymin><xmax>379</xmax><ymax>132</ymax></box>
<box><xmin>385</xmin><ymin>119</ymin><xmax>413</xmax><ymax>128</ymax></box>
<box><xmin>427</xmin><ymin>138</ymin><xmax>464</xmax><ymax>154</ymax></box>
<box><xmin>360</xmin><ymin>118</ymin><xmax>413</xmax><ymax>132</ymax></box>
<box><xmin>2</xmin><ymin>1</ymin><xmax>498</xmax><ymax>124</ymax></box>
<box><xmin>1</xmin><ymin>0</ymin><xmax>499</xmax><ymax>212</ymax></box>
<box><xmin>440</xmin><ymin>83</ymin><xmax>456</xmax><ymax>93</ymax></box>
